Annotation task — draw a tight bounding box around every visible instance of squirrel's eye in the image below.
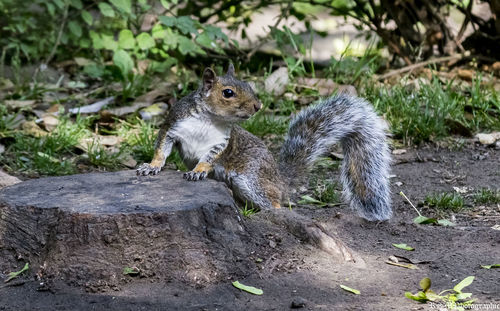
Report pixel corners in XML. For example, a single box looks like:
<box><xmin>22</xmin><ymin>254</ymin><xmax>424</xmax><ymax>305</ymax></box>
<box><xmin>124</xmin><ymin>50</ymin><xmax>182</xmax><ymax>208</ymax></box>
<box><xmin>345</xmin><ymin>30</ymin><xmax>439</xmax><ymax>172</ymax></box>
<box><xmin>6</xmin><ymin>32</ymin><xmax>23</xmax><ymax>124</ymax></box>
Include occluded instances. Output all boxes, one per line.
<box><xmin>222</xmin><ymin>89</ymin><xmax>235</xmax><ymax>98</ymax></box>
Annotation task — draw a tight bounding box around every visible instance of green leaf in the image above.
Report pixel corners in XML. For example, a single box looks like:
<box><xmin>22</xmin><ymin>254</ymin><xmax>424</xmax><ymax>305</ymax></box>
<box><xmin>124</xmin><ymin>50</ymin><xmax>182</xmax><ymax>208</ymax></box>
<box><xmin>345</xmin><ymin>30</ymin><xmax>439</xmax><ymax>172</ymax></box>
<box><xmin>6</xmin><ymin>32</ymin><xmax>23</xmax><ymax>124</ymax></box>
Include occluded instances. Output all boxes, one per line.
<box><xmin>158</xmin><ymin>16</ymin><xmax>176</xmax><ymax>27</ymax></box>
<box><xmin>81</xmin><ymin>10</ymin><xmax>93</xmax><ymax>25</ymax></box>
<box><xmin>113</xmin><ymin>49</ymin><xmax>134</xmax><ymax>76</ymax></box>
<box><xmin>437</xmin><ymin>219</ymin><xmax>456</xmax><ymax>226</ymax></box>
<box><xmin>392</xmin><ymin>243</ymin><xmax>415</xmax><ymax>251</ymax></box>
<box><xmin>453</xmin><ymin>276</ymin><xmax>474</xmax><ymax>293</ymax></box>
<box><xmin>70</xmin><ymin>0</ymin><xmax>83</xmax><ymax>9</ymax></box>
<box><xmin>232</xmin><ymin>281</ymin><xmax>263</xmax><ymax>295</ymax></box>
<box><xmin>123</xmin><ymin>267</ymin><xmax>140</xmax><ymax>276</ymax></box>
<box><xmin>68</xmin><ymin>21</ymin><xmax>82</xmax><ymax>38</ymax></box>
<box><xmin>110</xmin><ymin>0</ymin><xmax>132</xmax><ymax>14</ymax></box>
<box><xmin>481</xmin><ymin>264</ymin><xmax>500</xmax><ymax>269</ymax></box>
<box><xmin>340</xmin><ymin>285</ymin><xmax>360</xmax><ymax>295</ymax></box>
<box><xmin>152</xmin><ymin>23</ymin><xmax>166</xmax><ymax>39</ymax></box>
<box><xmin>204</xmin><ymin>25</ymin><xmax>229</xmax><ymax>43</ymax></box>
<box><xmin>160</xmin><ymin>0</ymin><xmax>170</xmax><ymax>9</ymax></box>
<box><xmin>89</xmin><ymin>31</ymin><xmax>103</xmax><ymax>49</ymax></box>
<box><xmin>176</xmin><ymin>16</ymin><xmax>199</xmax><ymax>34</ymax></box>
<box><xmin>405</xmin><ymin>291</ymin><xmax>428</xmax><ymax>302</ymax></box>
<box><xmin>5</xmin><ymin>263</ymin><xmax>29</xmax><ymax>283</ymax></box>
<box><xmin>136</xmin><ymin>33</ymin><xmax>155</xmax><ymax>50</ymax></box>
<box><xmin>98</xmin><ymin>3</ymin><xmax>115</xmax><ymax>17</ymax></box>
<box><xmin>298</xmin><ymin>195</ymin><xmax>326</xmax><ymax>206</ymax></box>
<box><xmin>118</xmin><ymin>29</ymin><xmax>135</xmax><ymax>49</ymax></box>
<box><xmin>52</xmin><ymin>0</ymin><xmax>64</xmax><ymax>9</ymax></box>
<box><xmin>419</xmin><ymin>277</ymin><xmax>431</xmax><ymax>292</ymax></box>
<box><xmin>413</xmin><ymin>215</ymin><xmax>438</xmax><ymax>224</ymax></box>
<box><xmin>101</xmin><ymin>34</ymin><xmax>118</xmax><ymax>51</ymax></box>
<box><xmin>177</xmin><ymin>36</ymin><xmax>204</xmax><ymax>55</ymax></box>
<box><xmin>455</xmin><ymin>292</ymin><xmax>472</xmax><ymax>300</ymax></box>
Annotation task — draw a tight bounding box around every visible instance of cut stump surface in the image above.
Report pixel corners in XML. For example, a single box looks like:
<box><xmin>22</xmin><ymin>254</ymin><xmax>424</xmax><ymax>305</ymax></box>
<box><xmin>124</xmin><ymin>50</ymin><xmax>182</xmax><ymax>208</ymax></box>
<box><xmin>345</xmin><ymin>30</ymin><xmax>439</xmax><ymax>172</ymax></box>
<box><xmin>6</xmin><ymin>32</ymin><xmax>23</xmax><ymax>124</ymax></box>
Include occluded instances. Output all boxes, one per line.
<box><xmin>0</xmin><ymin>170</ymin><xmax>356</xmax><ymax>290</ymax></box>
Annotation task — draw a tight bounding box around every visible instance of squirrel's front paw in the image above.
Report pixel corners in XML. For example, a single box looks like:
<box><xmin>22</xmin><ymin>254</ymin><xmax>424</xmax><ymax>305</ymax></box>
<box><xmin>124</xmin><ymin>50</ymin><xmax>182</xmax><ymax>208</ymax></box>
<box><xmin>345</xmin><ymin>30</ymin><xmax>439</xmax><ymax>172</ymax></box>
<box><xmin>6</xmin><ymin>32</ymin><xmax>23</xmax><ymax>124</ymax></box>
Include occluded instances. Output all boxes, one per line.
<box><xmin>183</xmin><ymin>171</ymin><xmax>207</xmax><ymax>181</ymax></box>
<box><xmin>136</xmin><ymin>163</ymin><xmax>161</xmax><ymax>176</ymax></box>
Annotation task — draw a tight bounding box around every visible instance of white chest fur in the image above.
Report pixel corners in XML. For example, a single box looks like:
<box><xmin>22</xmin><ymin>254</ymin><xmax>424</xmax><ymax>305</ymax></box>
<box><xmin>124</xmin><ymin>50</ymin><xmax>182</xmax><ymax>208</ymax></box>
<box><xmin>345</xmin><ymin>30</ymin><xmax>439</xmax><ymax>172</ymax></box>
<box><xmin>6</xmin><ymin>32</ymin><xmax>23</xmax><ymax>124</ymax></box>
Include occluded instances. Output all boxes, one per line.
<box><xmin>170</xmin><ymin>115</ymin><xmax>230</xmax><ymax>162</ymax></box>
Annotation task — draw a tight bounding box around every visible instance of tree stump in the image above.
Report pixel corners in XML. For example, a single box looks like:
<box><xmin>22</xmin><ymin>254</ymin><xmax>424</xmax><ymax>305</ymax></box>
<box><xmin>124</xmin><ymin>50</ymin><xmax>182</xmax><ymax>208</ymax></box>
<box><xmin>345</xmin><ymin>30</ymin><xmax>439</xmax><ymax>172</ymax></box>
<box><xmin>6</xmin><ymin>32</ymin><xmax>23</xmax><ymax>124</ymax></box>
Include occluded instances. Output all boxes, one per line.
<box><xmin>0</xmin><ymin>170</ymin><xmax>359</xmax><ymax>290</ymax></box>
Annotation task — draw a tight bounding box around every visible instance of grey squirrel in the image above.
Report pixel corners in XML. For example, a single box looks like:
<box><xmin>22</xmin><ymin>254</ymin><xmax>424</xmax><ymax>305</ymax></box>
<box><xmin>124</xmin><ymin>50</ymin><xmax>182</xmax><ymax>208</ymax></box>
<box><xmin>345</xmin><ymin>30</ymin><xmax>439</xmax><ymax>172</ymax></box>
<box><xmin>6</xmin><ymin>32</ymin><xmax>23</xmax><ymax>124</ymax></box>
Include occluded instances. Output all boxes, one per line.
<box><xmin>137</xmin><ymin>64</ymin><xmax>392</xmax><ymax>221</ymax></box>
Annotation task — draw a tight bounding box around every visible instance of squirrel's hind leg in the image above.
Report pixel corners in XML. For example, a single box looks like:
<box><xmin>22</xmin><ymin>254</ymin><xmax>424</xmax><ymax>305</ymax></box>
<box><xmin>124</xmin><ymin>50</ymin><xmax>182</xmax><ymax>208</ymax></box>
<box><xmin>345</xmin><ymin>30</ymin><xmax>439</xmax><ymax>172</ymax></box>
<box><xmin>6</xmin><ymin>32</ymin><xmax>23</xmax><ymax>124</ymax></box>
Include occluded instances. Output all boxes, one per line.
<box><xmin>229</xmin><ymin>174</ymin><xmax>282</xmax><ymax>210</ymax></box>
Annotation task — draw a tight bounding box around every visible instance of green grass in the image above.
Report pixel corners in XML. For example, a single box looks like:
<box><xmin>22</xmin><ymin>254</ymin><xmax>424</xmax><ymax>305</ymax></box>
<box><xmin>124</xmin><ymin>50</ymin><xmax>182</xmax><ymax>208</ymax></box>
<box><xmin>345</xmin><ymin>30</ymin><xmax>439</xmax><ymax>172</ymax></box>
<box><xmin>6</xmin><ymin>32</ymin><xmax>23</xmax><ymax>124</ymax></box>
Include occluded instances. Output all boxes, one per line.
<box><xmin>313</xmin><ymin>180</ymin><xmax>341</xmax><ymax>204</ymax></box>
<box><xmin>242</xmin><ymin>92</ymin><xmax>291</xmax><ymax>137</ymax></box>
<box><xmin>0</xmin><ymin>105</ymin><xmax>22</xmax><ymax>137</ymax></box>
<box><xmin>239</xmin><ymin>202</ymin><xmax>258</xmax><ymax>217</ymax></box>
<box><xmin>424</xmin><ymin>192</ymin><xmax>465</xmax><ymax>213</ymax></box>
<box><xmin>117</xmin><ymin>118</ymin><xmax>187</xmax><ymax>171</ymax></box>
<box><xmin>86</xmin><ymin>139</ymin><xmax>122</xmax><ymax>170</ymax></box>
<box><xmin>364</xmin><ymin>76</ymin><xmax>500</xmax><ymax>145</ymax></box>
<box><xmin>474</xmin><ymin>188</ymin><xmax>500</xmax><ymax>204</ymax></box>
<box><xmin>1</xmin><ymin>116</ymin><xmax>93</xmax><ymax>176</ymax></box>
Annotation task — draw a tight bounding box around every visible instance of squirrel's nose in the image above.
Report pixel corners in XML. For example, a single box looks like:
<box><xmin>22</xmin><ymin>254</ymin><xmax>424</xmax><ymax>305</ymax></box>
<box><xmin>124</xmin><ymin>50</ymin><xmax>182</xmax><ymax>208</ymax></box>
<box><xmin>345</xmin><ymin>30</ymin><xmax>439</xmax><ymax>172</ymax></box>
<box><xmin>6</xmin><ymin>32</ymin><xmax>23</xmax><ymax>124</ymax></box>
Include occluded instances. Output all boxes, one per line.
<box><xmin>254</xmin><ymin>101</ymin><xmax>262</xmax><ymax>112</ymax></box>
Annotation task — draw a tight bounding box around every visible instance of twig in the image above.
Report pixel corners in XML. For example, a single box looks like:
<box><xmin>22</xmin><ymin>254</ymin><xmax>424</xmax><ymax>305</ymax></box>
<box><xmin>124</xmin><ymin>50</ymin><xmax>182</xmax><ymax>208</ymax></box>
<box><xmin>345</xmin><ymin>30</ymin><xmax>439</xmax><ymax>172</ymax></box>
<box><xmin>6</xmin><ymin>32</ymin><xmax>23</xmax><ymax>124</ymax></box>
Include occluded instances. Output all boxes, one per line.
<box><xmin>376</xmin><ymin>51</ymin><xmax>471</xmax><ymax>81</ymax></box>
<box><xmin>399</xmin><ymin>191</ymin><xmax>422</xmax><ymax>217</ymax></box>
<box><xmin>44</xmin><ymin>3</ymin><xmax>69</xmax><ymax>66</ymax></box>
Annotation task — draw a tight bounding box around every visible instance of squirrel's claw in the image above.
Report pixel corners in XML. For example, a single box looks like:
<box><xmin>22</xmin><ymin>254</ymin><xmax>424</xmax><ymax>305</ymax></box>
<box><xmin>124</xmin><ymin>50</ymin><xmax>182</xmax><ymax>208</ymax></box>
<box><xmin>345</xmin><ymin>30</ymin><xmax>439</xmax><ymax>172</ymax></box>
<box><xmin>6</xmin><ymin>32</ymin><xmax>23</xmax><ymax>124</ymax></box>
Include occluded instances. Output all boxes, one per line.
<box><xmin>136</xmin><ymin>163</ymin><xmax>161</xmax><ymax>176</ymax></box>
<box><xmin>183</xmin><ymin>171</ymin><xmax>207</xmax><ymax>181</ymax></box>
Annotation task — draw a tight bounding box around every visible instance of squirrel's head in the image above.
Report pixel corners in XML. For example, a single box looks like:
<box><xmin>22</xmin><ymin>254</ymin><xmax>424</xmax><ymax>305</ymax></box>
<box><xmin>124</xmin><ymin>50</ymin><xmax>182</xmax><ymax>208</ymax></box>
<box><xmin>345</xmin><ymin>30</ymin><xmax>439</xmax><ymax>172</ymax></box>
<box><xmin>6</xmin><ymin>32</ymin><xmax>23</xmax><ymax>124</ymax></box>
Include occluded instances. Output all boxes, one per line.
<box><xmin>200</xmin><ymin>63</ymin><xmax>262</xmax><ymax>121</ymax></box>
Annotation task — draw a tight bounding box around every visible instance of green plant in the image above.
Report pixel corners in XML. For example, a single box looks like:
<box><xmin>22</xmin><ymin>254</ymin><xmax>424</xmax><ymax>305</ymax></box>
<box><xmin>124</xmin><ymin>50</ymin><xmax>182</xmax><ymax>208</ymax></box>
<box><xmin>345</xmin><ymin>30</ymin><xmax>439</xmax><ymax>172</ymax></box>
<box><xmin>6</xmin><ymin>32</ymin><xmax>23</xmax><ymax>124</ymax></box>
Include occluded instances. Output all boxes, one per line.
<box><xmin>118</xmin><ymin>118</ymin><xmax>187</xmax><ymax>171</ymax></box>
<box><xmin>406</xmin><ymin>276</ymin><xmax>476</xmax><ymax>310</ymax></box>
<box><xmin>240</xmin><ymin>201</ymin><xmax>258</xmax><ymax>217</ymax></box>
<box><xmin>86</xmin><ymin>139</ymin><xmax>122</xmax><ymax>170</ymax></box>
<box><xmin>1</xmin><ymin>116</ymin><xmax>91</xmax><ymax>176</ymax></box>
<box><xmin>326</xmin><ymin>41</ymin><xmax>381</xmax><ymax>85</ymax></box>
<box><xmin>0</xmin><ymin>105</ymin><xmax>22</xmax><ymax>137</ymax></box>
<box><xmin>424</xmin><ymin>192</ymin><xmax>465</xmax><ymax>212</ymax></box>
<box><xmin>474</xmin><ymin>188</ymin><xmax>500</xmax><ymax>204</ymax></box>
<box><xmin>313</xmin><ymin>180</ymin><xmax>340</xmax><ymax>204</ymax></box>
<box><xmin>242</xmin><ymin>92</ymin><xmax>290</xmax><ymax>137</ymax></box>
<box><xmin>365</xmin><ymin>76</ymin><xmax>500</xmax><ymax>145</ymax></box>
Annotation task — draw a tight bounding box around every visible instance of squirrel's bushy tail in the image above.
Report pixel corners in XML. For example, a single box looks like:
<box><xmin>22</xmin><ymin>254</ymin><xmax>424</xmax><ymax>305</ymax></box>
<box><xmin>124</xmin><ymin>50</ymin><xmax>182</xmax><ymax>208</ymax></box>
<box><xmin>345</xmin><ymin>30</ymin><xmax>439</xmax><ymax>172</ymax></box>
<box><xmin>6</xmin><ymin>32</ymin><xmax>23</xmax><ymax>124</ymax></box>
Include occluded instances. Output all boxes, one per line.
<box><xmin>279</xmin><ymin>94</ymin><xmax>392</xmax><ymax>221</ymax></box>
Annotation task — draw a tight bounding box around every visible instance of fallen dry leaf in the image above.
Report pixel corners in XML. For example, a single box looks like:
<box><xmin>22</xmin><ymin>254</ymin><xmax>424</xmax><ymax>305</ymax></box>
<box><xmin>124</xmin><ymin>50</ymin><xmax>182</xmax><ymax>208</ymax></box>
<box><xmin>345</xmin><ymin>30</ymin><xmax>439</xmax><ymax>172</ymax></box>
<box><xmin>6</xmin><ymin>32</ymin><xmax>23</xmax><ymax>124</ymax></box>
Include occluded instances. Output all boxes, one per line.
<box><xmin>22</xmin><ymin>121</ymin><xmax>48</xmax><ymax>137</ymax></box>
<box><xmin>4</xmin><ymin>100</ymin><xmax>36</xmax><ymax>109</ymax></box>
<box><xmin>457</xmin><ymin>69</ymin><xmax>474</xmax><ymax>81</ymax></box>
<box><xmin>42</xmin><ymin>114</ymin><xmax>59</xmax><ymax>132</ymax></box>
<box><xmin>69</xmin><ymin>97</ymin><xmax>115</xmax><ymax>114</ymax></box>
<box><xmin>0</xmin><ymin>170</ymin><xmax>20</xmax><ymax>189</ymax></box>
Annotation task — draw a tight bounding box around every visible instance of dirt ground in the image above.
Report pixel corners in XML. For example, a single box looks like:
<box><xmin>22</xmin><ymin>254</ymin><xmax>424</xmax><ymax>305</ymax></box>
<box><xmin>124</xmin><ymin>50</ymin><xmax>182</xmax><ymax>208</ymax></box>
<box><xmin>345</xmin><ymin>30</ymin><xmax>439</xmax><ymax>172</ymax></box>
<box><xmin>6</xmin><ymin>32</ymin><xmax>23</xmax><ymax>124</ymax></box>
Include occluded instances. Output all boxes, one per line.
<box><xmin>1</xmin><ymin>141</ymin><xmax>499</xmax><ymax>311</ymax></box>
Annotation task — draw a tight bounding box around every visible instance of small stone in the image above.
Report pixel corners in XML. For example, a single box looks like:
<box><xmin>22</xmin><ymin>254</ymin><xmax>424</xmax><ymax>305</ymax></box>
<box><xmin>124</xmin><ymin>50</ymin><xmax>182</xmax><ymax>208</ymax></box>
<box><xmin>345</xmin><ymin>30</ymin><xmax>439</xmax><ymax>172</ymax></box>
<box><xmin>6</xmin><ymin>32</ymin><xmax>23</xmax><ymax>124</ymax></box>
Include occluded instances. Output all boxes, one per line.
<box><xmin>290</xmin><ymin>297</ymin><xmax>307</xmax><ymax>308</ymax></box>
<box><xmin>475</xmin><ymin>133</ymin><xmax>497</xmax><ymax>145</ymax></box>
<box><xmin>394</xmin><ymin>181</ymin><xmax>403</xmax><ymax>187</ymax></box>
<box><xmin>392</xmin><ymin>149</ymin><xmax>407</xmax><ymax>155</ymax></box>
<box><xmin>264</xmin><ymin>67</ymin><xmax>289</xmax><ymax>96</ymax></box>
<box><xmin>388</xmin><ymin>255</ymin><xmax>399</xmax><ymax>263</ymax></box>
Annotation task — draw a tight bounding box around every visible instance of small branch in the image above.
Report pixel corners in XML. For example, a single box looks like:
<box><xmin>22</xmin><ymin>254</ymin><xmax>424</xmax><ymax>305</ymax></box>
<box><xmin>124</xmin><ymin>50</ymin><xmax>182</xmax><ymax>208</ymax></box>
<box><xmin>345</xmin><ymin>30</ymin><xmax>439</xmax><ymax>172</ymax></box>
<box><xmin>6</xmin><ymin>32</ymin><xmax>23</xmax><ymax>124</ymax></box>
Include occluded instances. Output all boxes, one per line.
<box><xmin>399</xmin><ymin>191</ymin><xmax>422</xmax><ymax>217</ymax></box>
<box><xmin>376</xmin><ymin>51</ymin><xmax>471</xmax><ymax>80</ymax></box>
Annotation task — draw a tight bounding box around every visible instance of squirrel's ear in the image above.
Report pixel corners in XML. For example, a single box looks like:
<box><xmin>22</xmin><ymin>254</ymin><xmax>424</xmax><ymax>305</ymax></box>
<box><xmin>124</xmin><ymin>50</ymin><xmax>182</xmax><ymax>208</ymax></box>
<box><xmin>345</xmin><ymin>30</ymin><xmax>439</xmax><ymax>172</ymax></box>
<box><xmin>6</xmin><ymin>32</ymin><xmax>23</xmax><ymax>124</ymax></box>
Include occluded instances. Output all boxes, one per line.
<box><xmin>226</xmin><ymin>63</ymin><xmax>235</xmax><ymax>76</ymax></box>
<box><xmin>202</xmin><ymin>67</ymin><xmax>216</xmax><ymax>92</ymax></box>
